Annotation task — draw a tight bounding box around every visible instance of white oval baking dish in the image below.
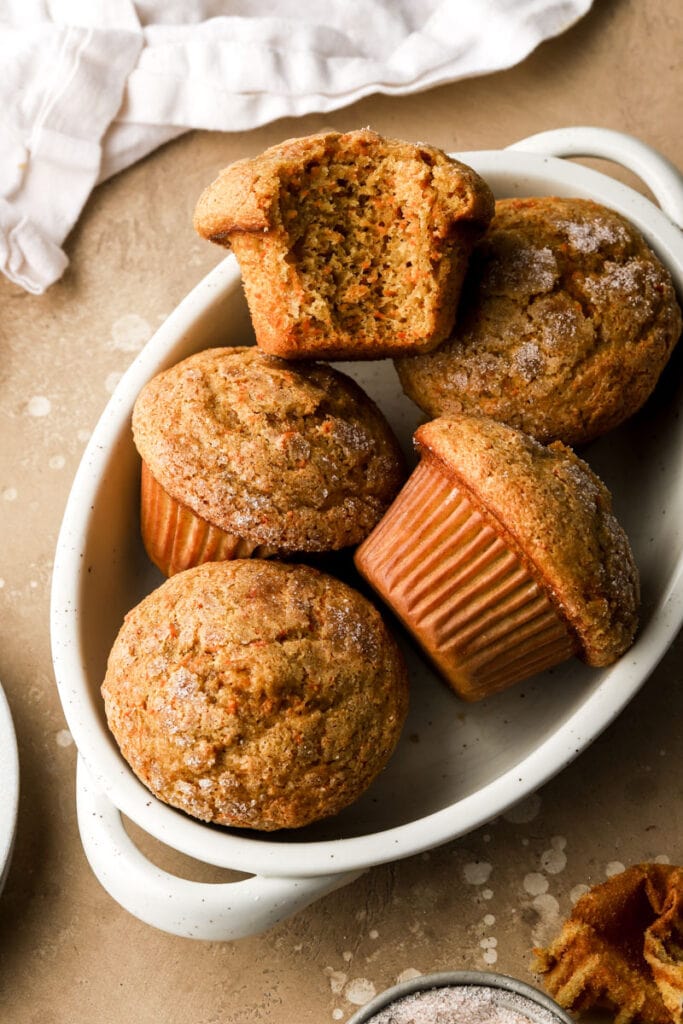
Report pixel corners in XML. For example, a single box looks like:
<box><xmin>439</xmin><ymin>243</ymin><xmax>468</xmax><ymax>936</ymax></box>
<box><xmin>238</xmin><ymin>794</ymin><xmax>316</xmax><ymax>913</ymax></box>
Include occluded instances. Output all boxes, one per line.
<box><xmin>0</xmin><ymin>680</ymin><xmax>19</xmax><ymax>897</ymax></box>
<box><xmin>50</xmin><ymin>127</ymin><xmax>683</xmax><ymax>940</ymax></box>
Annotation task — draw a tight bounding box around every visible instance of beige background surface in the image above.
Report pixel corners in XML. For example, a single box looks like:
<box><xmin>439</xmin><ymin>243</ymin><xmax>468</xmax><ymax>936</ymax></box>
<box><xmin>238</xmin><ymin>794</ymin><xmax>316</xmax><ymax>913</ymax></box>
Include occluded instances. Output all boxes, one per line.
<box><xmin>1</xmin><ymin>0</ymin><xmax>682</xmax><ymax>1020</ymax></box>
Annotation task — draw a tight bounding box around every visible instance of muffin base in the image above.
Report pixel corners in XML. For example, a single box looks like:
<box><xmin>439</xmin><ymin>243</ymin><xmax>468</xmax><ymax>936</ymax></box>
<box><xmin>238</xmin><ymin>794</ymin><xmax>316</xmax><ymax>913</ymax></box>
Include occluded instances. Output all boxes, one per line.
<box><xmin>354</xmin><ymin>457</ymin><xmax>576</xmax><ymax>701</ymax></box>
<box><xmin>140</xmin><ymin>461</ymin><xmax>280</xmax><ymax>576</ymax></box>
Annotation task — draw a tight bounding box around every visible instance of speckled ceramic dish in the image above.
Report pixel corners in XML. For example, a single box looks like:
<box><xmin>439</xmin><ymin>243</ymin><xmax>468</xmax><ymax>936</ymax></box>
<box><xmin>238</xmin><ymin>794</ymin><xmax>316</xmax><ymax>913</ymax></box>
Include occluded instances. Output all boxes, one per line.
<box><xmin>50</xmin><ymin>127</ymin><xmax>683</xmax><ymax>940</ymax></box>
<box><xmin>0</xmin><ymin>681</ymin><xmax>19</xmax><ymax>897</ymax></box>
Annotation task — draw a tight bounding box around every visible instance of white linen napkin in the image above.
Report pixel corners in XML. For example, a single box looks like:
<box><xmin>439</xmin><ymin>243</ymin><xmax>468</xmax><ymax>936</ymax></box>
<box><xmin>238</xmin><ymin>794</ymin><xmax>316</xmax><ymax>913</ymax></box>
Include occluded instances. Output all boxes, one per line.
<box><xmin>0</xmin><ymin>0</ymin><xmax>592</xmax><ymax>294</ymax></box>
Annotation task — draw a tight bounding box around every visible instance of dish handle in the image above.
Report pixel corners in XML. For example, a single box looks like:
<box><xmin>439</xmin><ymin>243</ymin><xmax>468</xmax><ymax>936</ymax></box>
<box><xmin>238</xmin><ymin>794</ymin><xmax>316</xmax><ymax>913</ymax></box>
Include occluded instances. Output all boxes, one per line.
<box><xmin>76</xmin><ymin>757</ymin><xmax>362</xmax><ymax>940</ymax></box>
<box><xmin>508</xmin><ymin>126</ymin><xmax>683</xmax><ymax>229</ymax></box>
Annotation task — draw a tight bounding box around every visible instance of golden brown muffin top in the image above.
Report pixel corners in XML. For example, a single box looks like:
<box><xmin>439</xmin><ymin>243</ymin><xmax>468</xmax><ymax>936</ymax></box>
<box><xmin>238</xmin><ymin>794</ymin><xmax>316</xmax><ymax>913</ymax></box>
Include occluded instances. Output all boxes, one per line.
<box><xmin>396</xmin><ymin>197</ymin><xmax>682</xmax><ymax>445</ymax></box>
<box><xmin>101</xmin><ymin>559</ymin><xmax>409</xmax><ymax>831</ymax></box>
<box><xmin>193</xmin><ymin>128</ymin><xmax>494</xmax><ymax>244</ymax></box>
<box><xmin>132</xmin><ymin>346</ymin><xmax>406</xmax><ymax>551</ymax></box>
<box><xmin>416</xmin><ymin>415</ymin><xmax>639</xmax><ymax>666</ymax></box>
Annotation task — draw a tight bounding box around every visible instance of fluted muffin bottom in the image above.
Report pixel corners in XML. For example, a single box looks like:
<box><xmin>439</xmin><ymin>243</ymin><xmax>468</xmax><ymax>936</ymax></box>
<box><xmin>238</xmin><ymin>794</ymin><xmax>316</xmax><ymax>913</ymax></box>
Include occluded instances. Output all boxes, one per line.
<box><xmin>354</xmin><ymin>457</ymin><xmax>576</xmax><ymax>701</ymax></box>
<box><xmin>140</xmin><ymin>461</ymin><xmax>279</xmax><ymax>577</ymax></box>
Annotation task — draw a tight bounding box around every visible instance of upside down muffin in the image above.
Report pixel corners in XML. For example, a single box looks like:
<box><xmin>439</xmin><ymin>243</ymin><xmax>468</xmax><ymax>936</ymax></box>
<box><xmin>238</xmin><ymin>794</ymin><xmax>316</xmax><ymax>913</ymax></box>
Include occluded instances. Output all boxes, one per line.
<box><xmin>101</xmin><ymin>559</ymin><xmax>409</xmax><ymax>831</ymax></box>
<box><xmin>395</xmin><ymin>197</ymin><xmax>682</xmax><ymax>446</ymax></box>
<box><xmin>132</xmin><ymin>346</ymin><xmax>406</xmax><ymax>576</ymax></box>
<box><xmin>193</xmin><ymin>129</ymin><xmax>495</xmax><ymax>360</ymax></box>
<box><xmin>355</xmin><ymin>414</ymin><xmax>640</xmax><ymax>701</ymax></box>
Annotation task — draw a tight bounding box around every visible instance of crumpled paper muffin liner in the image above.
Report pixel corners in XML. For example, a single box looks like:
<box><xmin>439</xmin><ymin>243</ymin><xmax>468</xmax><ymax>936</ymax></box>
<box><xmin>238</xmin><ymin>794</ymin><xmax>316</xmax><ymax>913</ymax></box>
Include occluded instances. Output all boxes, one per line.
<box><xmin>533</xmin><ymin>863</ymin><xmax>683</xmax><ymax>1024</ymax></box>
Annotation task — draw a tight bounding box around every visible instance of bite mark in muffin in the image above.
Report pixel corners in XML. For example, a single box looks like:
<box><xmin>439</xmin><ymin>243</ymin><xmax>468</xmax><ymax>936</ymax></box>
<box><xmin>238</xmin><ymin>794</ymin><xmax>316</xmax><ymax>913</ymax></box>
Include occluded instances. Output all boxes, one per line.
<box><xmin>194</xmin><ymin>129</ymin><xmax>494</xmax><ymax>360</ymax></box>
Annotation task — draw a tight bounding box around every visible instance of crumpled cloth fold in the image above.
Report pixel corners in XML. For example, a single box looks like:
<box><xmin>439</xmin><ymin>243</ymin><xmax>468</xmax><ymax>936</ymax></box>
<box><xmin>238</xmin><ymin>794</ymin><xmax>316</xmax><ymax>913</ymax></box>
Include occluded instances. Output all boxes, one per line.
<box><xmin>0</xmin><ymin>0</ymin><xmax>592</xmax><ymax>293</ymax></box>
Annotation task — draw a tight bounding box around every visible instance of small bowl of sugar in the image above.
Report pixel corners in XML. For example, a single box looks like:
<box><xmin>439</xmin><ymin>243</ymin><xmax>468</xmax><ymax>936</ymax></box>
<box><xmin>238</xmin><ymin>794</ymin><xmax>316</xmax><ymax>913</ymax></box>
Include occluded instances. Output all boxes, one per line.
<box><xmin>345</xmin><ymin>970</ymin><xmax>573</xmax><ymax>1024</ymax></box>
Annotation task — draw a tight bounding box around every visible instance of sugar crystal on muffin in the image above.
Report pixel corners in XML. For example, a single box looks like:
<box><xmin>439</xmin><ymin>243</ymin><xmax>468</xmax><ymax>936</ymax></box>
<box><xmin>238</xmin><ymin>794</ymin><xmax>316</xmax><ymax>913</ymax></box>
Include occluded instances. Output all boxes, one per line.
<box><xmin>102</xmin><ymin>560</ymin><xmax>409</xmax><ymax>830</ymax></box>
<box><xmin>395</xmin><ymin>197</ymin><xmax>682</xmax><ymax>445</ymax></box>
<box><xmin>132</xmin><ymin>346</ymin><xmax>406</xmax><ymax>575</ymax></box>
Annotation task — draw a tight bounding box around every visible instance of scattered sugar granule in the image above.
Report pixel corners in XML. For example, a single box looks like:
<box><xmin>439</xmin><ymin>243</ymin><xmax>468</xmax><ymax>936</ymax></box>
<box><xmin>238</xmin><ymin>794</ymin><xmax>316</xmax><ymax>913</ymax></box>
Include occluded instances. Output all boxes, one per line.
<box><xmin>396</xmin><ymin>969</ymin><xmax>422</xmax><ymax>984</ymax></box>
<box><xmin>26</xmin><ymin>395</ymin><xmax>52</xmax><ymax>417</ymax></box>
<box><xmin>561</xmin><ymin>216</ymin><xmax>627</xmax><ymax>254</ymax></box>
<box><xmin>110</xmin><ymin>313</ymin><xmax>153</xmax><ymax>353</ymax></box>
<box><xmin>524</xmin><ymin>873</ymin><xmax>549</xmax><ymax>897</ymax></box>
<box><xmin>463</xmin><ymin>861</ymin><xmax>493</xmax><ymax>885</ymax></box>
<box><xmin>344</xmin><ymin>978</ymin><xmax>377</xmax><ymax>1006</ymax></box>
<box><xmin>570</xmin><ymin>883</ymin><xmax>590</xmax><ymax>904</ymax></box>
<box><xmin>541</xmin><ymin>837</ymin><xmax>568</xmax><ymax>875</ymax></box>
<box><xmin>514</xmin><ymin>341</ymin><xmax>543</xmax><ymax>381</ymax></box>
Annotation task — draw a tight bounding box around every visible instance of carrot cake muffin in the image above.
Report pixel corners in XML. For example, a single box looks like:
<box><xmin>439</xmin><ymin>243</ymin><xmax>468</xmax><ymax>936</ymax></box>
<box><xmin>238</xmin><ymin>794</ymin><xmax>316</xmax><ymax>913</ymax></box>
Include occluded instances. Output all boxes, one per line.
<box><xmin>132</xmin><ymin>346</ymin><xmax>406</xmax><ymax>576</ymax></box>
<box><xmin>101</xmin><ymin>559</ymin><xmax>409</xmax><ymax>831</ymax></box>
<box><xmin>193</xmin><ymin>129</ymin><xmax>495</xmax><ymax>360</ymax></box>
<box><xmin>355</xmin><ymin>414</ymin><xmax>639</xmax><ymax>701</ymax></box>
<box><xmin>395</xmin><ymin>197</ymin><xmax>682</xmax><ymax>446</ymax></box>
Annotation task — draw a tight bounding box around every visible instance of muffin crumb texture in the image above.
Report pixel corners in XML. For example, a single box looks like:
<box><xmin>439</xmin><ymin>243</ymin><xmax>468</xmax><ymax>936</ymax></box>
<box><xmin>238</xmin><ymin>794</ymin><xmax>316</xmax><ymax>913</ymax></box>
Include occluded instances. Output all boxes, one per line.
<box><xmin>101</xmin><ymin>560</ymin><xmax>409</xmax><ymax>830</ymax></box>
<box><xmin>194</xmin><ymin>129</ymin><xmax>494</xmax><ymax>359</ymax></box>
